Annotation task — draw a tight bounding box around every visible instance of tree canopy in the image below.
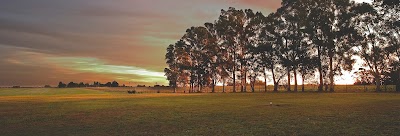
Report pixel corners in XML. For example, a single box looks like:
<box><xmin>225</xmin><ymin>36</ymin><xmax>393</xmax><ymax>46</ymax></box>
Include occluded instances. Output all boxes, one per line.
<box><xmin>165</xmin><ymin>0</ymin><xmax>400</xmax><ymax>92</ymax></box>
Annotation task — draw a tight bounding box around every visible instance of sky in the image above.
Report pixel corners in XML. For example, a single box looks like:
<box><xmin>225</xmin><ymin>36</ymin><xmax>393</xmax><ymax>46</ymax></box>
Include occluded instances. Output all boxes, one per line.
<box><xmin>0</xmin><ymin>0</ymin><xmax>282</xmax><ymax>86</ymax></box>
<box><xmin>0</xmin><ymin>0</ymin><xmax>371</xmax><ymax>86</ymax></box>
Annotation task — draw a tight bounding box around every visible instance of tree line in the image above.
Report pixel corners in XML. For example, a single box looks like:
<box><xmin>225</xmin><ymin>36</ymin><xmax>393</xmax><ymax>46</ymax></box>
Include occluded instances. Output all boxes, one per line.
<box><xmin>58</xmin><ymin>81</ymin><xmax>121</xmax><ymax>88</ymax></box>
<box><xmin>164</xmin><ymin>0</ymin><xmax>400</xmax><ymax>93</ymax></box>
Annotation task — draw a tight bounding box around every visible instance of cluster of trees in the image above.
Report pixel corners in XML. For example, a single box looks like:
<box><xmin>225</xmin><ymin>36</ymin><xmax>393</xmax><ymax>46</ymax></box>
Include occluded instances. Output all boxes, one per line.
<box><xmin>354</xmin><ymin>68</ymin><xmax>399</xmax><ymax>85</ymax></box>
<box><xmin>58</xmin><ymin>81</ymin><xmax>120</xmax><ymax>88</ymax></box>
<box><xmin>164</xmin><ymin>0</ymin><xmax>400</xmax><ymax>93</ymax></box>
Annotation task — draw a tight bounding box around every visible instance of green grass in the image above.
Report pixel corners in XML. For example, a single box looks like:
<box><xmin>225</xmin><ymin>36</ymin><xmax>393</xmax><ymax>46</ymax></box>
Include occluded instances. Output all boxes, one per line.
<box><xmin>0</xmin><ymin>88</ymin><xmax>399</xmax><ymax>136</ymax></box>
<box><xmin>0</xmin><ymin>88</ymin><xmax>110</xmax><ymax>96</ymax></box>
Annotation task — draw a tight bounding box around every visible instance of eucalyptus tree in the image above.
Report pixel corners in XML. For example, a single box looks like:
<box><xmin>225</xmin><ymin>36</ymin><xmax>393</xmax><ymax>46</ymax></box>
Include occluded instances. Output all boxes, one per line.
<box><xmin>375</xmin><ymin>0</ymin><xmax>400</xmax><ymax>91</ymax></box>
<box><xmin>244</xmin><ymin>10</ymin><xmax>267</xmax><ymax>93</ymax></box>
<box><xmin>182</xmin><ymin>26</ymin><xmax>216</xmax><ymax>92</ymax></box>
<box><xmin>203</xmin><ymin>22</ymin><xmax>220</xmax><ymax>93</ymax></box>
<box><xmin>203</xmin><ymin>22</ymin><xmax>234</xmax><ymax>93</ymax></box>
<box><xmin>215</xmin><ymin>7</ymin><xmax>255</xmax><ymax>92</ymax></box>
<box><xmin>173</xmin><ymin>40</ymin><xmax>191</xmax><ymax>91</ymax></box>
<box><xmin>300</xmin><ymin>0</ymin><xmax>357</xmax><ymax>92</ymax></box>
<box><xmin>271</xmin><ymin>0</ymin><xmax>312</xmax><ymax>92</ymax></box>
<box><xmin>164</xmin><ymin>44</ymin><xmax>178</xmax><ymax>93</ymax></box>
<box><xmin>258</xmin><ymin>12</ymin><xmax>287</xmax><ymax>92</ymax></box>
<box><xmin>352</xmin><ymin>1</ymin><xmax>399</xmax><ymax>92</ymax></box>
<box><xmin>301</xmin><ymin>1</ymin><xmax>326</xmax><ymax>92</ymax></box>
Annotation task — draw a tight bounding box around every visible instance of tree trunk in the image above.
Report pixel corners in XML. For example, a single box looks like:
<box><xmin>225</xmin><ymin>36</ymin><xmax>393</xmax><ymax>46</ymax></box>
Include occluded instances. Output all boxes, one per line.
<box><xmin>274</xmin><ymin>83</ymin><xmax>278</xmax><ymax>92</ymax></box>
<box><xmin>375</xmin><ymin>75</ymin><xmax>381</xmax><ymax>92</ymax></box>
<box><xmin>294</xmin><ymin>69</ymin><xmax>298</xmax><ymax>92</ymax></box>
<box><xmin>198</xmin><ymin>85</ymin><xmax>201</xmax><ymax>93</ymax></box>
<box><xmin>302</xmin><ymin>75</ymin><xmax>305</xmax><ymax>92</ymax></box>
<box><xmin>240</xmin><ymin>65</ymin><xmax>245</xmax><ymax>93</ymax></box>
<box><xmin>264</xmin><ymin>68</ymin><xmax>267</xmax><ymax>92</ymax></box>
<box><xmin>198</xmin><ymin>75</ymin><xmax>201</xmax><ymax>93</ymax></box>
<box><xmin>329</xmin><ymin>55</ymin><xmax>334</xmax><ymax>92</ymax></box>
<box><xmin>251</xmin><ymin>78</ymin><xmax>255</xmax><ymax>93</ymax></box>
<box><xmin>244</xmin><ymin>71</ymin><xmax>247</xmax><ymax>92</ymax></box>
<box><xmin>212</xmin><ymin>79</ymin><xmax>215</xmax><ymax>93</ymax></box>
<box><xmin>222</xmin><ymin>80</ymin><xmax>226</xmax><ymax>93</ymax></box>
<box><xmin>272</xmin><ymin>67</ymin><xmax>278</xmax><ymax>92</ymax></box>
<box><xmin>287</xmin><ymin>67</ymin><xmax>291</xmax><ymax>92</ymax></box>
<box><xmin>397</xmin><ymin>69</ymin><xmax>400</xmax><ymax>92</ymax></box>
<box><xmin>318</xmin><ymin>46</ymin><xmax>323</xmax><ymax>92</ymax></box>
<box><xmin>174</xmin><ymin>87</ymin><xmax>176</xmax><ymax>93</ymax></box>
<box><xmin>233</xmin><ymin>70</ymin><xmax>236</xmax><ymax>93</ymax></box>
<box><xmin>189</xmin><ymin>83</ymin><xmax>192</xmax><ymax>93</ymax></box>
<box><xmin>241</xmin><ymin>69</ymin><xmax>246</xmax><ymax>93</ymax></box>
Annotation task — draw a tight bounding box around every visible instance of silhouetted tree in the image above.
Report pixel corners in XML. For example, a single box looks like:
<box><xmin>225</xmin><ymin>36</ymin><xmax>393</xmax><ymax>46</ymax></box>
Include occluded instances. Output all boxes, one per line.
<box><xmin>58</xmin><ymin>82</ymin><xmax>66</xmax><ymax>88</ymax></box>
<box><xmin>165</xmin><ymin>44</ymin><xmax>178</xmax><ymax>93</ymax></box>
<box><xmin>105</xmin><ymin>82</ymin><xmax>112</xmax><ymax>87</ymax></box>
<box><xmin>258</xmin><ymin>13</ymin><xmax>287</xmax><ymax>92</ymax></box>
<box><xmin>111</xmin><ymin>81</ymin><xmax>119</xmax><ymax>87</ymax></box>
<box><xmin>67</xmin><ymin>82</ymin><xmax>78</xmax><ymax>88</ymax></box>
<box><xmin>163</xmin><ymin>0</ymin><xmax>399</xmax><ymax>93</ymax></box>
<box><xmin>376</xmin><ymin>0</ymin><xmax>400</xmax><ymax>91</ymax></box>
<box><xmin>352</xmin><ymin>2</ymin><xmax>397</xmax><ymax>92</ymax></box>
<box><xmin>353</xmin><ymin>68</ymin><xmax>374</xmax><ymax>85</ymax></box>
<box><xmin>215</xmin><ymin>7</ymin><xmax>249</xmax><ymax>92</ymax></box>
<box><xmin>78</xmin><ymin>82</ymin><xmax>85</xmax><ymax>88</ymax></box>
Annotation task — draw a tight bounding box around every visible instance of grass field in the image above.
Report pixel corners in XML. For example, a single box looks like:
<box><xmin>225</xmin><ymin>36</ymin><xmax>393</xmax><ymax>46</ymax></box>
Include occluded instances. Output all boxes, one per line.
<box><xmin>0</xmin><ymin>88</ymin><xmax>399</xmax><ymax>136</ymax></box>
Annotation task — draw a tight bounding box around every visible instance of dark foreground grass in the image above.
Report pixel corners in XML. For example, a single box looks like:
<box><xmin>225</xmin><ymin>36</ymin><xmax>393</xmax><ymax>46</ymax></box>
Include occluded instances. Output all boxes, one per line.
<box><xmin>0</xmin><ymin>88</ymin><xmax>399</xmax><ymax>136</ymax></box>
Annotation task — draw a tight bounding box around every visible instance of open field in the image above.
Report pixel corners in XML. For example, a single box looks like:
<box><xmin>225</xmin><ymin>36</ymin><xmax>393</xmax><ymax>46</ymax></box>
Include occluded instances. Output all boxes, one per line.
<box><xmin>0</xmin><ymin>88</ymin><xmax>399</xmax><ymax>135</ymax></box>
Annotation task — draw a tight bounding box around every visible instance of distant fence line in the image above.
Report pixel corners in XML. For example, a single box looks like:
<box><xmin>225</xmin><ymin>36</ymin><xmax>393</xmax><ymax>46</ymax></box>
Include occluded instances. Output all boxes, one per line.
<box><xmin>100</xmin><ymin>85</ymin><xmax>397</xmax><ymax>94</ymax></box>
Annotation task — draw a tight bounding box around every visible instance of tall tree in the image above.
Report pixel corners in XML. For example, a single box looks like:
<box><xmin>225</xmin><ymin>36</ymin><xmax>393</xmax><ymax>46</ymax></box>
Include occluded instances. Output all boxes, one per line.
<box><xmin>352</xmin><ymin>2</ymin><xmax>393</xmax><ymax>92</ymax></box>
<box><xmin>174</xmin><ymin>40</ymin><xmax>191</xmax><ymax>92</ymax></box>
<box><xmin>272</xmin><ymin>0</ymin><xmax>311</xmax><ymax>92</ymax></box>
<box><xmin>182</xmin><ymin>26</ymin><xmax>215</xmax><ymax>92</ymax></box>
<box><xmin>258</xmin><ymin>12</ymin><xmax>287</xmax><ymax>92</ymax></box>
<box><xmin>301</xmin><ymin>0</ymin><xmax>357</xmax><ymax>92</ymax></box>
<box><xmin>216</xmin><ymin>7</ymin><xmax>256</xmax><ymax>92</ymax></box>
<box><xmin>165</xmin><ymin>44</ymin><xmax>178</xmax><ymax>93</ymax></box>
<box><xmin>376</xmin><ymin>0</ymin><xmax>400</xmax><ymax>91</ymax></box>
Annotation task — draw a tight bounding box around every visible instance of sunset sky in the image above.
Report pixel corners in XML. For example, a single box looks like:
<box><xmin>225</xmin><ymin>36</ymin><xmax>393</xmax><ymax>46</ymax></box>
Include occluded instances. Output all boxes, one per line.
<box><xmin>0</xmin><ymin>0</ymin><xmax>371</xmax><ymax>86</ymax></box>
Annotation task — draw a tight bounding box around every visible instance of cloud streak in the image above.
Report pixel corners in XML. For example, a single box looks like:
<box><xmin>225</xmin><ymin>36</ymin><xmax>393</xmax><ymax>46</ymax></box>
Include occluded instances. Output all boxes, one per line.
<box><xmin>47</xmin><ymin>57</ymin><xmax>167</xmax><ymax>83</ymax></box>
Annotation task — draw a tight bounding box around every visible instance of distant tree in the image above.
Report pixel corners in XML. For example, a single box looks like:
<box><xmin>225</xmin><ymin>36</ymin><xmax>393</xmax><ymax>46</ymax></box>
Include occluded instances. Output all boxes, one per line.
<box><xmin>58</xmin><ymin>82</ymin><xmax>66</xmax><ymax>88</ymax></box>
<box><xmin>105</xmin><ymin>82</ymin><xmax>112</xmax><ymax>87</ymax></box>
<box><xmin>78</xmin><ymin>82</ymin><xmax>85</xmax><ymax>88</ymax></box>
<box><xmin>353</xmin><ymin>68</ymin><xmax>374</xmax><ymax>85</ymax></box>
<box><xmin>111</xmin><ymin>81</ymin><xmax>119</xmax><ymax>87</ymax></box>
<box><xmin>67</xmin><ymin>82</ymin><xmax>78</xmax><ymax>88</ymax></box>
<box><xmin>93</xmin><ymin>82</ymin><xmax>100</xmax><ymax>87</ymax></box>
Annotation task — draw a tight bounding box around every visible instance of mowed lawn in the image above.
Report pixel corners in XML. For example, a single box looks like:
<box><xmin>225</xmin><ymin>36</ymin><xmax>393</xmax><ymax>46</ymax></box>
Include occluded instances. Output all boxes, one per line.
<box><xmin>0</xmin><ymin>88</ymin><xmax>399</xmax><ymax>136</ymax></box>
